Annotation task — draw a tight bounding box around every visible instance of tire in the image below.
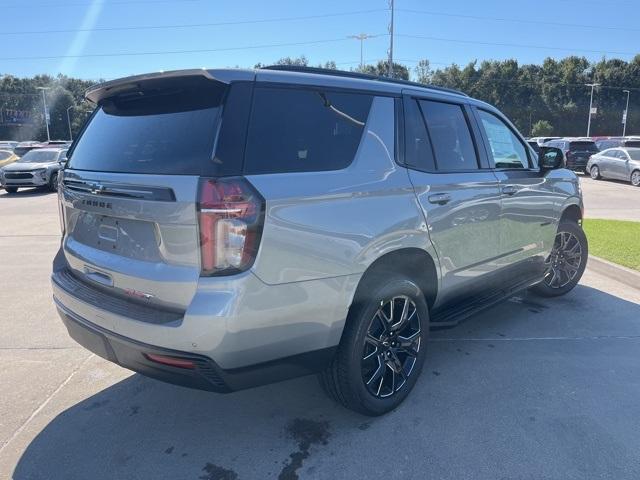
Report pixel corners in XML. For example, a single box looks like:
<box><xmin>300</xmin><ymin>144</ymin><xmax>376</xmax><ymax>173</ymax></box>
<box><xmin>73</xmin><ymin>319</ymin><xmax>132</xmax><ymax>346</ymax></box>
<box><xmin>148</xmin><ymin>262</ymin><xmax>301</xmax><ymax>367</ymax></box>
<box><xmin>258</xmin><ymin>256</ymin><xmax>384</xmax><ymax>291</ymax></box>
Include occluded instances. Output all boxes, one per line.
<box><xmin>631</xmin><ymin>170</ymin><xmax>640</xmax><ymax>187</ymax></box>
<box><xmin>319</xmin><ymin>275</ymin><xmax>429</xmax><ymax>416</ymax></box>
<box><xmin>49</xmin><ymin>172</ymin><xmax>58</xmax><ymax>192</ymax></box>
<box><xmin>531</xmin><ymin>220</ymin><xmax>588</xmax><ymax>297</ymax></box>
<box><xmin>4</xmin><ymin>187</ymin><xmax>18</xmax><ymax>194</ymax></box>
<box><xmin>590</xmin><ymin>165</ymin><xmax>601</xmax><ymax>180</ymax></box>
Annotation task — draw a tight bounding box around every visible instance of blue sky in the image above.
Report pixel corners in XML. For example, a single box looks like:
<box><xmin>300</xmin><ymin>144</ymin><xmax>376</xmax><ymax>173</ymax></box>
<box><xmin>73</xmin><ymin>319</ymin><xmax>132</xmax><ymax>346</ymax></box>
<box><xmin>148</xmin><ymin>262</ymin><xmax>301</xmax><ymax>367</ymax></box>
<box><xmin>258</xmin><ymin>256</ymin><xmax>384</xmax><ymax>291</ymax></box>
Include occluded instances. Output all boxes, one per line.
<box><xmin>2</xmin><ymin>0</ymin><xmax>639</xmax><ymax>80</ymax></box>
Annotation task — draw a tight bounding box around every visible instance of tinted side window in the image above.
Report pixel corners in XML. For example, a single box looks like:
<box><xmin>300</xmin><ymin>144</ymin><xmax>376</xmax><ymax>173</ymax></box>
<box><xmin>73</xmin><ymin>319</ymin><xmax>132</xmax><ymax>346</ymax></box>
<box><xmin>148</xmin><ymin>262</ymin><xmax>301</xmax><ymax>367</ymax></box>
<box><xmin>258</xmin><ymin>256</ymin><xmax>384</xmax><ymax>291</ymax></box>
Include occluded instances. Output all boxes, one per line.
<box><xmin>244</xmin><ymin>87</ymin><xmax>373</xmax><ymax>174</ymax></box>
<box><xmin>478</xmin><ymin>110</ymin><xmax>529</xmax><ymax>169</ymax></box>
<box><xmin>403</xmin><ymin>98</ymin><xmax>435</xmax><ymax>171</ymax></box>
<box><xmin>419</xmin><ymin>100</ymin><xmax>478</xmax><ymax>171</ymax></box>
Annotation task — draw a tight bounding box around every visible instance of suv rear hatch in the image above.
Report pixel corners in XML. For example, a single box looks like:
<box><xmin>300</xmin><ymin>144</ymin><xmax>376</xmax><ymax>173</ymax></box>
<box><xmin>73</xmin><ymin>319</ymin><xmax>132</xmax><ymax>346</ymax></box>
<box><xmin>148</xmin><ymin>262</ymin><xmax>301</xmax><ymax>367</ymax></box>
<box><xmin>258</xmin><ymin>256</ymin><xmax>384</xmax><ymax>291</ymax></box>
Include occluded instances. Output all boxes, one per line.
<box><xmin>59</xmin><ymin>72</ymin><xmax>246</xmax><ymax>312</ymax></box>
<box><xmin>568</xmin><ymin>141</ymin><xmax>598</xmax><ymax>165</ymax></box>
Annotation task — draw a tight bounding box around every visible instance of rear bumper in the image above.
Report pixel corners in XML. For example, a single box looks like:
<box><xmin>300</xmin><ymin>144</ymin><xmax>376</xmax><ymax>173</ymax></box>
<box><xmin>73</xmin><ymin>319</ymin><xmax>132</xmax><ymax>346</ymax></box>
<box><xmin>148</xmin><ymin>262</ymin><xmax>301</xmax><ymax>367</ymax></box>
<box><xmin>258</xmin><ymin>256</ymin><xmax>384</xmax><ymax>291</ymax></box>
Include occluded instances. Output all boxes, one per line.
<box><xmin>56</xmin><ymin>299</ymin><xmax>337</xmax><ymax>392</ymax></box>
<box><xmin>565</xmin><ymin>158</ymin><xmax>590</xmax><ymax>170</ymax></box>
<box><xmin>51</xmin><ymin>246</ymin><xmax>355</xmax><ymax>391</ymax></box>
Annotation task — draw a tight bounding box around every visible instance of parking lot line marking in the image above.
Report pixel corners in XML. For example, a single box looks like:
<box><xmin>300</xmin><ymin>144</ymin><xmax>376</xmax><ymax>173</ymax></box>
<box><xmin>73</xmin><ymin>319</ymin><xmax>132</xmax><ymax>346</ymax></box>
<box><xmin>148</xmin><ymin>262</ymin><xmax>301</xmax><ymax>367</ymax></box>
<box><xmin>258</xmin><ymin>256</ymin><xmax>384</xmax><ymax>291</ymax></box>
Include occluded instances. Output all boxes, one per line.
<box><xmin>0</xmin><ymin>347</ymin><xmax>83</xmax><ymax>350</ymax></box>
<box><xmin>0</xmin><ymin>234</ymin><xmax>61</xmax><ymax>238</ymax></box>
<box><xmin>429</xmin><ymin>335</ymin><xmax>640</xmax><ymax>341</ymax></box>
<box><xmin>0</xmin><ymin>353</ymin><xmax>94</xmax><ymax>454</ymax></box>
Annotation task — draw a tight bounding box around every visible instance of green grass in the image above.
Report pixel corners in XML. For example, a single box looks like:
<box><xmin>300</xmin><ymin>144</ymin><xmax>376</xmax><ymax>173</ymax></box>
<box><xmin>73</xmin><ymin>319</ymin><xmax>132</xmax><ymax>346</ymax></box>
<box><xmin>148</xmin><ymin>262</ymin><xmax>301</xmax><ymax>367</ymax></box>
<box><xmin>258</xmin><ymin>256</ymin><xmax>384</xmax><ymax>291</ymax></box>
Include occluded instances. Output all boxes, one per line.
<box><xmin>583</xmin><ymin>219</ymin><xmax>640</xmax><ymax>271</ymax></box>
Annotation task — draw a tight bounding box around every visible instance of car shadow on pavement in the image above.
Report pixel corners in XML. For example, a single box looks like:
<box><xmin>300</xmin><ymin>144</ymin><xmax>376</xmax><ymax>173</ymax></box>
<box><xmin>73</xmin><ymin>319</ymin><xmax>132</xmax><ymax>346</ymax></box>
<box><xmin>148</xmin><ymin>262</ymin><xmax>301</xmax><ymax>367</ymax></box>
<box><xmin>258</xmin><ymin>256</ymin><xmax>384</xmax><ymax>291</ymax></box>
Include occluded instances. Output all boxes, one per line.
<box><xmin>12</xmin><ymin>284</ymin><xmax>640</xmax><ymax>480</ymax></box>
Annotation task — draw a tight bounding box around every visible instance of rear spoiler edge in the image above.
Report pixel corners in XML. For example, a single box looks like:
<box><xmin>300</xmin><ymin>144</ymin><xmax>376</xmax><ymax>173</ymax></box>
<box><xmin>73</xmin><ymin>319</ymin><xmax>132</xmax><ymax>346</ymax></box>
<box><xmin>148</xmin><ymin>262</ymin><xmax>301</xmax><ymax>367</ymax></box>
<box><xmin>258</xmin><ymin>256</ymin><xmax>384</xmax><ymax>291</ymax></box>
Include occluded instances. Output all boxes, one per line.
<box><xmin>84</xmin><ymin>68</ymin><xmax>255</xmax><ymax>104</ymax></box>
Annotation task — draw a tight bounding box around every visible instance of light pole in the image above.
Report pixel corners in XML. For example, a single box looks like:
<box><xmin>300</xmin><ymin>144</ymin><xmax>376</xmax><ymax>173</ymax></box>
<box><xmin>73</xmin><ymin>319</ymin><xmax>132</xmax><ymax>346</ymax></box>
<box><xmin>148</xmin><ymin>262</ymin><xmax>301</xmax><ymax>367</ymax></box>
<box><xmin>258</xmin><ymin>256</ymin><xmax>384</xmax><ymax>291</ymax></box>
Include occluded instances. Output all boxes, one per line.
<box><xmin>36</xmin><ymin>86</ymin><xmax>51</xmax><ymax>142</ymax></box>
<box><xmin>66</xmin><ymin>106</ymin><xmax>73</xmax><ymax>141</ymax></box>
<box><xmin>348</xmin><ymin>34</ymin><xmax>375</xmax><ymax>69</ymax></box>
<box><xmin>387</xmin><ymin>0</ymin><xmax>395</xmax><ymax>77</ymax></box>
<box><xmin>585</xmin><ymin>83</ymin><xmax>600</xmax><ymax>137</ymax></box>
<box><xmin>623</xmin><ymin>89</ymin><xmax>631</xmax><ymax>137</ymax></box>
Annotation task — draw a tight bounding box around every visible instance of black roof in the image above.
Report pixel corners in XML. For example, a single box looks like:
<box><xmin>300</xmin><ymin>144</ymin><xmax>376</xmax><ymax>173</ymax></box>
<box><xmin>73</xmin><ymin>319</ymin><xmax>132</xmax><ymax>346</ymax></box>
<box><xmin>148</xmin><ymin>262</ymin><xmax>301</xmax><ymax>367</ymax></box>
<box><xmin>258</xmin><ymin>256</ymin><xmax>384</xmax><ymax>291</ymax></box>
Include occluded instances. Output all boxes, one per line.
<box><xmin>261</xmin><ymin>65</ymin><xmax>468</xmax><ymax>97</ymax></box>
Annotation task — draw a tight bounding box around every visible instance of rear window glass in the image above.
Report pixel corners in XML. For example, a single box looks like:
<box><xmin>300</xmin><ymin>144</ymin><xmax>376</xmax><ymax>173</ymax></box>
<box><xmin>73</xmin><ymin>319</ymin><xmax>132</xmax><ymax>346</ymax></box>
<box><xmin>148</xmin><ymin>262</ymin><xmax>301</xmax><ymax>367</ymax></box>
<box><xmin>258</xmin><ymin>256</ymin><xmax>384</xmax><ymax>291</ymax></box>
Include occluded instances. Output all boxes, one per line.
<box><xmin>569</xmin><ymin>141</ymin><xmax>598</xmax><ymax>152</ymax></box>
<box><xmin>244</xmin><ymin>87</ymin><xmax>373</xmax><ymax>174</ymax></box>
<box><xmin>625</xmin><ymin>141</ymin><xmax>640</xmax><ymax>148</ymax></box>
<box><xmin>419</xmin><ymin>100</ymin><xmax>479</xmax><ymax>171</ymax></box>
<box><xmin>67</xmin><ymin>80</ymin><xmax>225</xmax><ymax>175</ymax></box>
<box><xmin>404</xmin><ymin>98</ymin><xmax>435</xmax><ymax>171</ymax></box>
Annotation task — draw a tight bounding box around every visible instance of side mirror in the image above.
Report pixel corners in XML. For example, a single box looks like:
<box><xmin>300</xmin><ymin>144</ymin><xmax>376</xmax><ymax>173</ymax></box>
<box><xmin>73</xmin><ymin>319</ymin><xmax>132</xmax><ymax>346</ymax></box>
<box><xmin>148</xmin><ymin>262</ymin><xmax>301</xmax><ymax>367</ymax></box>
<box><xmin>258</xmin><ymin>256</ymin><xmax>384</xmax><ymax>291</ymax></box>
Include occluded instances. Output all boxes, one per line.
<box><xmin>539</xmin><ymin>146</ymin><xmax>564</xmax><ymax>170</ymax></box>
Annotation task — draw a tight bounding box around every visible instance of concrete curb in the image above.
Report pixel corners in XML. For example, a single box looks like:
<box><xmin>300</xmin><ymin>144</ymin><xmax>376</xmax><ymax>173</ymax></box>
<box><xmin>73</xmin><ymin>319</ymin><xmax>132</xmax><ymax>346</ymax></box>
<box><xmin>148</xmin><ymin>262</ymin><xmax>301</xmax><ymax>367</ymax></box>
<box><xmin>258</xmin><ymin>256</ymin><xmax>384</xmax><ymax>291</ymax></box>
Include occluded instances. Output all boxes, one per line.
<box><xmin>588</xmin><ymin>255</ymin><xmax>640</xmax><ymax>289</ymax></box>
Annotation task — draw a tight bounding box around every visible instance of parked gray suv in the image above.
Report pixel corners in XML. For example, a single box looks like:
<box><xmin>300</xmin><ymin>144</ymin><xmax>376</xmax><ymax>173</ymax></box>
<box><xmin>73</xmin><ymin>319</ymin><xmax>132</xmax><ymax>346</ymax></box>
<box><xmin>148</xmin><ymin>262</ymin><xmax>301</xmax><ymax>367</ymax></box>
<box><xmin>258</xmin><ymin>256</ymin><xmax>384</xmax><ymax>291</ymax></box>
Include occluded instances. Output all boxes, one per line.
<box><xmin>51</xmin><ymin>67</ymin><xmax>587</xmax><ymax>415</ymax></box>
<box><xmin>1</xmin><ymin>147</ymin><xmax>67</xmax><ymax>193</ymax></box>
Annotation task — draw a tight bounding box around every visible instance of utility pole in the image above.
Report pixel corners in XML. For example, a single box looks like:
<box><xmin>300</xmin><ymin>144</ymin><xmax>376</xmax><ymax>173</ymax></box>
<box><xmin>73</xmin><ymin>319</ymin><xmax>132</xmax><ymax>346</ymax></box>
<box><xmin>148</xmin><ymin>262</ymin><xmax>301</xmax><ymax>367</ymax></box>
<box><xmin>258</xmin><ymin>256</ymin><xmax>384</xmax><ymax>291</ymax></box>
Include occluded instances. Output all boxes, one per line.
<box><xmin>623</xmin><ymin>89</ymin><xmax>631</xmax><ymax>136</ymax></box>
<box><xmin>66</xmin><ymin>106</ymin><xmax>73</xmax><ymax>141</ymax></box>
<box><xmin>36</xmin><ymin>86</ymin><xmax>51</xmax><ymax>142</ymax></box>
<box><xmin>585</xmin><ymin>83</ymin><xmax>600</xmax><ymax>137</ymax></box>
<box><xmin>387</xmin><ymin>0</ymin><xmax>394</xmax><ymax>77</ymax></box>
<box><xmin>348</xmin><ymin>34</ymin><xmax>375</xmax><ymax>70</ymax></box>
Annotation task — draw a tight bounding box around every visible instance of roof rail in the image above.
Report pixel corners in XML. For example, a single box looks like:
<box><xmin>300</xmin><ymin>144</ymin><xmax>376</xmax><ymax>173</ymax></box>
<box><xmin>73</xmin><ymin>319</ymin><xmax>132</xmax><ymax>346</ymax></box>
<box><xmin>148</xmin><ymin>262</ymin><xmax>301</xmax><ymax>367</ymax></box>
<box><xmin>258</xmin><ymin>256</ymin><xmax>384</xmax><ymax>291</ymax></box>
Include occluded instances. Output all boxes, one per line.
<box><xmin>260</xmin><ymin>65</ymin><xmax>468</xmax><ymax>97</ymax></box>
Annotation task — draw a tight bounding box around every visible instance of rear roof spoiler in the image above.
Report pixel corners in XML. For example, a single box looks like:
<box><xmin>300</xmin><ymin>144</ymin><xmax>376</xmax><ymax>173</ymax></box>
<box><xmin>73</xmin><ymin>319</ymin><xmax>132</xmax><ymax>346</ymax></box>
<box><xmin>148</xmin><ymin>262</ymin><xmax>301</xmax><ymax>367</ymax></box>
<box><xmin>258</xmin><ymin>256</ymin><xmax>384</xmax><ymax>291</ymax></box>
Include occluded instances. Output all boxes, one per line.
<box><xmin>85</xmin><ymin>69</ymin><xmax>255</xmax><ymax>104</ymax></box>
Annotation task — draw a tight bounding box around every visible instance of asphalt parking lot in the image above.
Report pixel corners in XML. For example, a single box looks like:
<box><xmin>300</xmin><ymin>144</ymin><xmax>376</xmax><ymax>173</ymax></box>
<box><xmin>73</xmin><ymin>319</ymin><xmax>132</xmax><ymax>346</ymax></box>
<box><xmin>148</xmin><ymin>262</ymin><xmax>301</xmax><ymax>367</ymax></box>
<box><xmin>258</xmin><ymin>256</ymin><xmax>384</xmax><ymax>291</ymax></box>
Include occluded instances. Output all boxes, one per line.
<box><xmin>580</xmin><ymin>174</ymin><xmax>640</xmax><ymax>221</ymax></box>
<box><xmin>1</xmin><ymin>185</ymin><xmax>640</xmax><ymax>480</ymax></box>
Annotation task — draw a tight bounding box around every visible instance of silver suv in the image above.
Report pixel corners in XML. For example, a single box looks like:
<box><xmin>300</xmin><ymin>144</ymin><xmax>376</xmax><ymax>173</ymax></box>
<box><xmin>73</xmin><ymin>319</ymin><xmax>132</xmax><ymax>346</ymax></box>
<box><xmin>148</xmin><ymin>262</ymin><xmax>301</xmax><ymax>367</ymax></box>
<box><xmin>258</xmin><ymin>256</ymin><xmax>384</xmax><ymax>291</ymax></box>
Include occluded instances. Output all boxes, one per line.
<box><xmin>1</xmin><ymin>148</ymin><xmax>67</xmax><ymax>193</ymax></box>
<box><xmin>51</xmin><ymin>67</ymin><xmax>587</xmax><ymax>415</ymax></box>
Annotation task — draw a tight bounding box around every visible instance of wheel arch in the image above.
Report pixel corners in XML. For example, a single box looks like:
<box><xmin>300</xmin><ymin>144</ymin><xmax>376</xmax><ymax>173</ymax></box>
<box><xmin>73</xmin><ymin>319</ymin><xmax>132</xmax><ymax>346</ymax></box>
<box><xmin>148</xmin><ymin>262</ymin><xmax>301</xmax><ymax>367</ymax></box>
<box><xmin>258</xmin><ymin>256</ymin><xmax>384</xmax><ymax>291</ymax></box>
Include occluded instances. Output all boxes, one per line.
<box><xmin>350</xmin><ymin>248</ymin><xmax>439</xmax><ymax>311</ymax></box>
<box><xmin>560</xmin><ymin>203</ymin><xmax>583</xmax><ymax>225</ymax></box>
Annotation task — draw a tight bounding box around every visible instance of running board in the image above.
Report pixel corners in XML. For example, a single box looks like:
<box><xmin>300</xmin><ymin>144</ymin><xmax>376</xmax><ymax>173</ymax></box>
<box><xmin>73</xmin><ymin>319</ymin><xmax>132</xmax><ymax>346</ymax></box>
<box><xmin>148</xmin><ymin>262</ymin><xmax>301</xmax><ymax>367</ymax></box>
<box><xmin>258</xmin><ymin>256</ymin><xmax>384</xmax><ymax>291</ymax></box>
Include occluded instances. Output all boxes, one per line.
<box><xmin>429</xmin><ymin>276</ymin><xmax>541</xmax><ymax>329</ymax></box>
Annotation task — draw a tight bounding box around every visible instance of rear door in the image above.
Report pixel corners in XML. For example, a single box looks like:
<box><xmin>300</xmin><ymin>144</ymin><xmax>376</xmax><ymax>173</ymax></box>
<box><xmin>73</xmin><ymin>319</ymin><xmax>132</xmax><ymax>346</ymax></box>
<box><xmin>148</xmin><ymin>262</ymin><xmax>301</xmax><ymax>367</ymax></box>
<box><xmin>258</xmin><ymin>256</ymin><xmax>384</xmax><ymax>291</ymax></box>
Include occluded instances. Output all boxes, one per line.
<box><xmin>59</xmin><ymin>75</ymin><xmax>240</xmax><ymax>311</ymax></box>
<box><xmin>402</xmin><ymin>92</ymin><xmax>502</xmax><ymax>305</ymax></box>
<box><xmin>596</xmin><ymin>149</ymin><xmax>614</xmax><ymax>178</ymax></box>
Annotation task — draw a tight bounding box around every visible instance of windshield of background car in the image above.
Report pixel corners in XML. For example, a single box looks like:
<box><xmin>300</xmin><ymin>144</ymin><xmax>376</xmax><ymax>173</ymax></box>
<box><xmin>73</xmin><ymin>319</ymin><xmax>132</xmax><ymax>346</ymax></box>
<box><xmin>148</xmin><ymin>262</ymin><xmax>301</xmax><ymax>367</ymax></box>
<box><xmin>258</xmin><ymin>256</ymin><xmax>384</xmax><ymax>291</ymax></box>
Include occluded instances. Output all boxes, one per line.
<box><xmin>67</xmin><ymin>80</ymin><xmax>225</xmax><ymax>175</ymax></box>
<box><xmin>0</xmin><ymin>151</ymin><xmax>12</xmax><ymax>161</ymax></box>
<box><xmin>18</xmin><ymin>150</ymin><xmax>58</xmax><ymax>163</ymax></box>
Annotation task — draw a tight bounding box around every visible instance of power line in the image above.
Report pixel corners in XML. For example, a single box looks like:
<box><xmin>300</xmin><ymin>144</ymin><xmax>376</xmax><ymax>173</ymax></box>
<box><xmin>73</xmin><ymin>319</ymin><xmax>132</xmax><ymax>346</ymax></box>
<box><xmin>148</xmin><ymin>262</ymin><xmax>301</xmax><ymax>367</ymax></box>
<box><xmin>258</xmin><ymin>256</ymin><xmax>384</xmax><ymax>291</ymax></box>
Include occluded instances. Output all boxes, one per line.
<box><xmin>0</xmin><ymin>9</ymin><xmax>387</xmax><ymax>36</ymax></box>
<box><xmin>0</xmin><ymin>36</ymin><xmax>376</xmax><ymax>61</ymax></box>
<box><xmin>396</xmin><ymin>33</ymin><xmax>636</xmax><ymax>57</ymax></box>
<box><xmin>397</xmin><ymin>8</ymin><xmax>640</xmax><ymax>33</ymax></box>
<box><xmin>2</xmin><ymin>0</ymin><xmax>200</xmax><ymax>9</ymax></box>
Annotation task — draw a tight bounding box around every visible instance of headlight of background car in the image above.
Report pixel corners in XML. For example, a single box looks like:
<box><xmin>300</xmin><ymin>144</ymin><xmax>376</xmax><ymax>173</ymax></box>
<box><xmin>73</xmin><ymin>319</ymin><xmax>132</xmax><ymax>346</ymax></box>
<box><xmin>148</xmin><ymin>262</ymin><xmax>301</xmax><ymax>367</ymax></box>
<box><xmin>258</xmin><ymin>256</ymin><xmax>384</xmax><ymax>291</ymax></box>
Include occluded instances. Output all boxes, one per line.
<box><xmin>35</xmin><ymin>168</ymin><xmax>47</xmax><ymax>180</ymax></box>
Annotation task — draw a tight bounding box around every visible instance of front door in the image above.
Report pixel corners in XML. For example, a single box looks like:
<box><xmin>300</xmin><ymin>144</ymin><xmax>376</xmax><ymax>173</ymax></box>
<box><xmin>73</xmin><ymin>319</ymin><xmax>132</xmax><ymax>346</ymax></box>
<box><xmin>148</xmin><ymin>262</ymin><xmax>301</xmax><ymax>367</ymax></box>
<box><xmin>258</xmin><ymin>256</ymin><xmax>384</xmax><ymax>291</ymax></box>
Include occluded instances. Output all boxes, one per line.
<box><xmin>401</xmin><ymin>92</ymin><xmax>502</xmax><ymax>306</ymax></box>
<box><xmin>472</xmin><ymin>107</ymin><xmax>559</xmax><ymax>281</ymax></box>
<box><xmin>609</xmin><ymin>150</ymin><xmax>630</xmax><ymax>180</ymax></box>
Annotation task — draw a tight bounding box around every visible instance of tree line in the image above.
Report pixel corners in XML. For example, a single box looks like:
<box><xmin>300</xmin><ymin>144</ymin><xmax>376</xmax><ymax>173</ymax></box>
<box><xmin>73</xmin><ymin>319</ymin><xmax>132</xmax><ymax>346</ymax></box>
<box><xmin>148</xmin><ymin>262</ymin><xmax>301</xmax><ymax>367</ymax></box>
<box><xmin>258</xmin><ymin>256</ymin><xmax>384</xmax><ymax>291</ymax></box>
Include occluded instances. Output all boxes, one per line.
<box><xmin>2</xmin><ymin>54</ymin><xmax>639</xmax><ymax>141</ymax></box>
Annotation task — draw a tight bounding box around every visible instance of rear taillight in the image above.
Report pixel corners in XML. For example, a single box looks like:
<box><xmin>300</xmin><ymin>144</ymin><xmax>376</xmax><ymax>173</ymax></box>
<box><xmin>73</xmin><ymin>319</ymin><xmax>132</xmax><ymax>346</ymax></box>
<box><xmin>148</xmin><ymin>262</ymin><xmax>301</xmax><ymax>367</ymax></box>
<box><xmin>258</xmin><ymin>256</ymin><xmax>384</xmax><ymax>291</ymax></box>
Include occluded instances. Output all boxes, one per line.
<box><xmin>197</xmin><ymin>177</ymin><xmax>264</xmax><ymax>276</ymax></box>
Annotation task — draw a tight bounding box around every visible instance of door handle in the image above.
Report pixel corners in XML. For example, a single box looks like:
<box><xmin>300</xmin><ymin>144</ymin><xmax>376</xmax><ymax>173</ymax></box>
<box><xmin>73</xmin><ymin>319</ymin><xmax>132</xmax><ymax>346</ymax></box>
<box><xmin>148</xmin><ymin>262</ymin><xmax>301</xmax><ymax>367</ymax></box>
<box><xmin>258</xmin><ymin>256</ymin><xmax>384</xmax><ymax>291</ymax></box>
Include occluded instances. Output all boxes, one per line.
<box><xmin>502</xmin><ymin>185</ymin><xmax>518</xmax><ymax>196</ymax></box>
<box><xmin>428</xmin><ymin>193</ymin><xmax>452</xmax><ymax>205</ymax></box>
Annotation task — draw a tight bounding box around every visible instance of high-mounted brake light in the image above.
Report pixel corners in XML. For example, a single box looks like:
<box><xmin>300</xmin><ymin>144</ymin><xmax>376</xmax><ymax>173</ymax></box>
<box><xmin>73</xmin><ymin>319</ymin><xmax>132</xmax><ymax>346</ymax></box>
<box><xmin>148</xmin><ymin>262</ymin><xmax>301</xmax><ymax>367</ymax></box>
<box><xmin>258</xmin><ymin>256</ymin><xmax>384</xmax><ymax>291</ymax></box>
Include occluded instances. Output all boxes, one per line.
<box><xmin>197</xmin><ymin>177</ymin><xmax>264</xmax><ymax>276</ymax></box>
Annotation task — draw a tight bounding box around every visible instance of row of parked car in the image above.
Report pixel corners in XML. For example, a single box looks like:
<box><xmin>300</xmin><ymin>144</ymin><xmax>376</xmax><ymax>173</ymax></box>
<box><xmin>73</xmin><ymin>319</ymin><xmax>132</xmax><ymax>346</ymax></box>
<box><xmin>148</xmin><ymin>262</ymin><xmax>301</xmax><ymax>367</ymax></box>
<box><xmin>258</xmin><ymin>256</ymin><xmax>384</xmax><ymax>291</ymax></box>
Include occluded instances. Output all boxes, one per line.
<box><xmin>0</xmin><ymin>140</ymin><xmax>71</xmax><ymax>193</ymax></box>
<box><xmin>526</xmin><ymin>136</ymin><xmax>640</xmax><ymax>186</ymax></box>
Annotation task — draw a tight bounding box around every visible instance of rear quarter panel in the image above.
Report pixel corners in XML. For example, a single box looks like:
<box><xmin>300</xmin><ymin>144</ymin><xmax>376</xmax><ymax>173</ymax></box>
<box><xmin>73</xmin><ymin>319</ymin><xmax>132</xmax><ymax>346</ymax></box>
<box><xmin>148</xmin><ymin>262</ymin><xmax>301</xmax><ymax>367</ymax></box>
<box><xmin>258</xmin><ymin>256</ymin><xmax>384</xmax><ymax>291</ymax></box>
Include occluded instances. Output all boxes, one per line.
<box><xmin>247</xmin><ymin>96</ymin><xmax>437</xmax><ymax>286</ymax></box>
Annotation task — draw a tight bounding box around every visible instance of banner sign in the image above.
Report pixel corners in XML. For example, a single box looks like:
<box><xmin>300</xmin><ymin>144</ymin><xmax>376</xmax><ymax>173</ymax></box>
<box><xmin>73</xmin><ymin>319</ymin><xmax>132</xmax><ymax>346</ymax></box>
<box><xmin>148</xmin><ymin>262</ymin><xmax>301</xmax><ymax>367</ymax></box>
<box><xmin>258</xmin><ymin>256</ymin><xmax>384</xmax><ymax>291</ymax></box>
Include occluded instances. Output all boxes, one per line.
<box><xmin>0</xmin><ymin>109</ymin><xmax>37</xmax><ymax>126</ymax></box>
